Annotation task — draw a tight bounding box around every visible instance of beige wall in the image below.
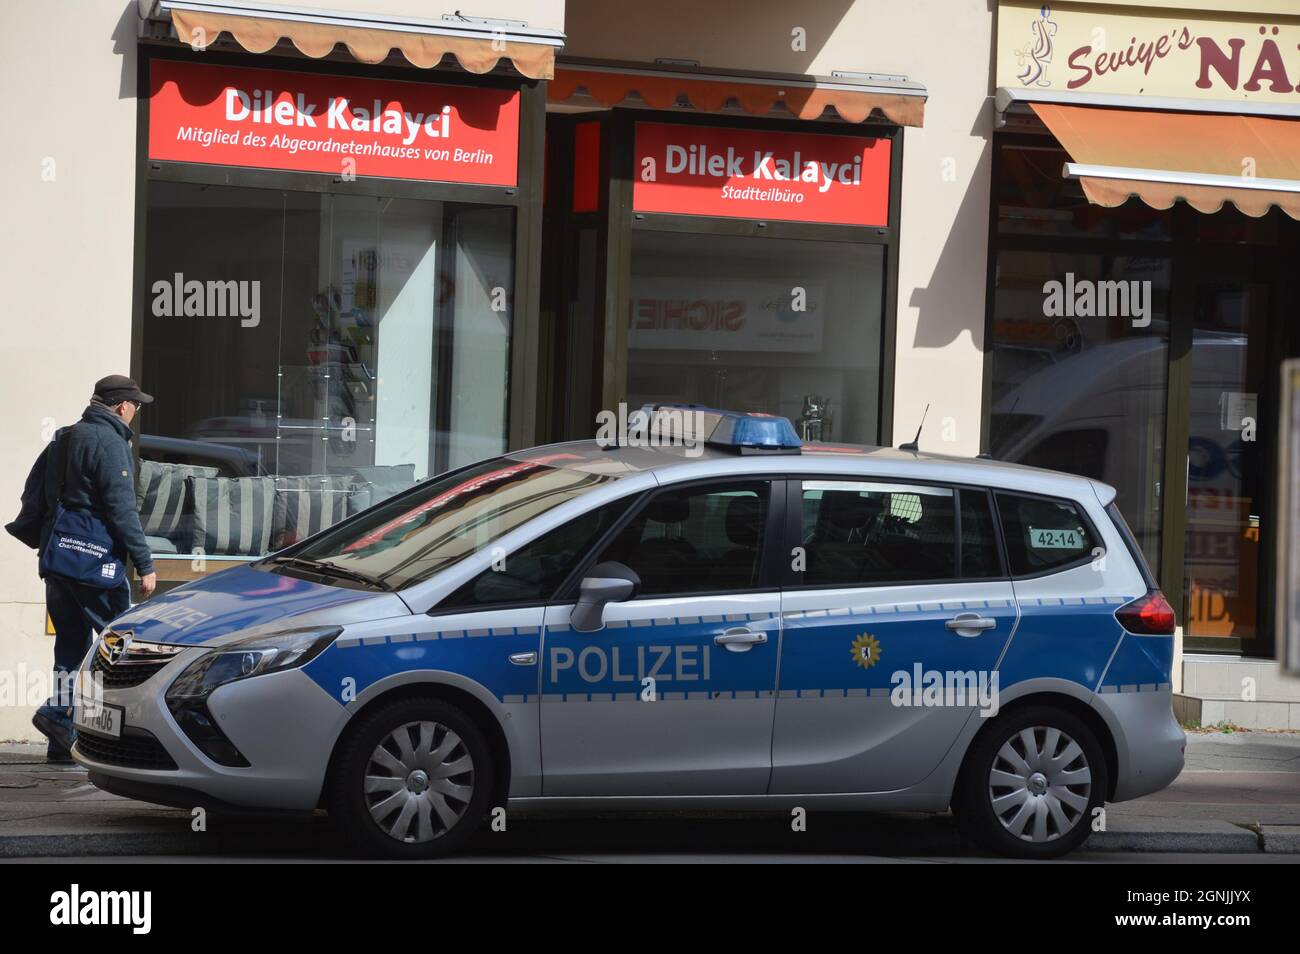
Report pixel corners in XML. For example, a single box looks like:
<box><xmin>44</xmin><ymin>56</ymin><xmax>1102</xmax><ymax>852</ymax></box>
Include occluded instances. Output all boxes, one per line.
<box><xmin>0</xmin><ymin>2</ymin><xmax>142</xmax><ymax>739</ymax></box>
<box><xmin>564</xmin><ymin>0</ymin><xmax>994</xmax><ymax>456</ymax></box>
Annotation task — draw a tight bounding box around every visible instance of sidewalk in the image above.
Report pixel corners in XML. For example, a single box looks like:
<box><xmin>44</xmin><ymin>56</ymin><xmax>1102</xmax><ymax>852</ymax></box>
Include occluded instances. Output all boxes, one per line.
<box><xmin>0</xmin><ymin>731</ymin><xmax>1297</xmax><ymax>858</ymax></box>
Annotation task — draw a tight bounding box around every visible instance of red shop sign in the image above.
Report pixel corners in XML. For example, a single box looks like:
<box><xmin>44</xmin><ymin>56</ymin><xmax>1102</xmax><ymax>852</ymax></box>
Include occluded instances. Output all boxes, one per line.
<box><xmin>149</xmin><ymin>60</ymin><xmax>519</xmax><ymax>187</ymax></box>
<box><xmin>633</xmin><ymin>122</ymin><xmax>890</xmax><ymax>226</ymax></box>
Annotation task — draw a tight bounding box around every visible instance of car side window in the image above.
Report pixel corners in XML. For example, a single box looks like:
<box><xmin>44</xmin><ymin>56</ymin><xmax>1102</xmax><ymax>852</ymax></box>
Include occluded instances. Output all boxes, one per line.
<box><xmin>800</xmin><ymin>480</ymin><xmax>955</xmax><ymax>586</ymax></box>
<box><xmin>959</xmin><ymin>488</ymin><xmax>1002</xmax><ymax>578</ymax></box>
<box><xmin>593</xmin><ymin>482</ymin><xmax>769</xmax><ymax>596</ymax></box>
<box><xmin>996</xmin><ymin>492</ymin><xmax>1096</xmax><ymax>577</ymax></box>
<box><xmin>441</xmin><ymin>497</ymin><xmax>633</xmax><ymax>609</ymax></box>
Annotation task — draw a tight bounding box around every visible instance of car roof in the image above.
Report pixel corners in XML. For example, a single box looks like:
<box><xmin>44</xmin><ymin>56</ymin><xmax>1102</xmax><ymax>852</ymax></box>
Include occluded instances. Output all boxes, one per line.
<box><xmin>505</xmin><ymin>439</ymin><xmax>1111</xmax><ymax>503</ymax></box>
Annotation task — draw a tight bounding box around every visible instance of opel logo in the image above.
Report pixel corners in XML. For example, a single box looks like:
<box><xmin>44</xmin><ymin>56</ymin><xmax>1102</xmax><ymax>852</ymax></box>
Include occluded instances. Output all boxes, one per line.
<box><xmin>103</xmin><ymin>632</ymin><xmax>133</xmax><ymax>665</ymax></box>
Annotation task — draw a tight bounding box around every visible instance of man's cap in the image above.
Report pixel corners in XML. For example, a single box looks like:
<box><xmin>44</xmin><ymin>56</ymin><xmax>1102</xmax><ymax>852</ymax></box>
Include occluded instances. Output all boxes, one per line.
<box><xmin>93</xmin><ymin>374</ymin><xmax>153</xmax><ymax>406</ymax></box>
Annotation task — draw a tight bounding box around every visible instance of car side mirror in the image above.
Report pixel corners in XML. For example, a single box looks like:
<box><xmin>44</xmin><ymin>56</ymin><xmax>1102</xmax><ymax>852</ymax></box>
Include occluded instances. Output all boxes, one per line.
<box><xmin>571</xmin><ymin>561</ymin><xmax>640</xmax><ymax>633</ymax></box>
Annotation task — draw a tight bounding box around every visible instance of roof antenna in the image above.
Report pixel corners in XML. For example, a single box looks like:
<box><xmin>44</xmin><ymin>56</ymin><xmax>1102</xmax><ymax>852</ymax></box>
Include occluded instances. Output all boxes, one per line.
<box><xmin>898</xmin><ymin>404</ymin><xmax>929</xmax><ymax>453</ymax></box>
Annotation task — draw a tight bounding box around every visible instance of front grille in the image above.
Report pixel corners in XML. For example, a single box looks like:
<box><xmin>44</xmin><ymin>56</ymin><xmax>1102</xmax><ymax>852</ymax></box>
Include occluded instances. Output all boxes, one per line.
<box><xmin>74</xmin><ymin>727</ymin><xmax>178</xmax><ymax>771</ymax></box>
<box><xmin>91</xmin><ymin>652</ymin><xmax>169</xmax><ymax>690</ymax></box>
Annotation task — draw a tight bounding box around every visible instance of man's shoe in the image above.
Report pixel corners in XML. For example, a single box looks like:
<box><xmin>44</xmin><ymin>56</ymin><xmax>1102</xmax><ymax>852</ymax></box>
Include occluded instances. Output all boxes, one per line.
<box><xmin>32</xmin><ymin>706</ymin><xmax>74</xmax><ymax>755</ymax></box>
<box><xmin>45</xmin><ymin>744</ymin><xmax>74</xmax><ymax>765</ymax></box>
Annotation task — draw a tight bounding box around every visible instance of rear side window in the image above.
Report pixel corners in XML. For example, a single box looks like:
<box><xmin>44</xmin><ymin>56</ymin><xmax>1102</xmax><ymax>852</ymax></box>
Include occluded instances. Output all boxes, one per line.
<box><xmin>996</xmin><ymin>492</ymin><xmax>1096</xmax><ymax>577</ymax></box>
<box><xmin>958</xmin><ymin>489</ymin><xmax>1002</xmax><ymax>578</ymax></box>
<box><xmin>800</xmin><ymin>480</ymin><xmax>955</xmax><ymax>586</ymax></box>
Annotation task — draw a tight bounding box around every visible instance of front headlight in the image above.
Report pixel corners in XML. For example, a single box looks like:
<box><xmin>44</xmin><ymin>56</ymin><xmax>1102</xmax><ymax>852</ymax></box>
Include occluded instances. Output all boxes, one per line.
<box><xmin>166</xmin><ymin>626</ymin><xmax>342</xmax><ymax>704</ymax></box>
<box><xmin>164</xmin><ymin>627</ymin><xmax>340</xmax><ymax>768</ymax></box>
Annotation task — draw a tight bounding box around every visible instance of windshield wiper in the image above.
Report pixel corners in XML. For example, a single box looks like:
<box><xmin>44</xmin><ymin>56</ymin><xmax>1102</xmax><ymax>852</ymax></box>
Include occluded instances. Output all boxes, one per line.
<box><xmin>267</xmin><ymin>555</ymin><xmax>393</xmax><ymax>591</ymax></box>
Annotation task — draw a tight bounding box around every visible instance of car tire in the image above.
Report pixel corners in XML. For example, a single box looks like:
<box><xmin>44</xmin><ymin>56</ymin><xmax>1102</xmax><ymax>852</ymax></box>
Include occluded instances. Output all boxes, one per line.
<box><xmin>327</xmin><ymin>697</ymin><xmax>494</xmax><ymax>859</ymax></box>
<box><xmin>956</xmin><ymin>705</ymin><xmax>1107</xmax><ymax>860</ymax></box>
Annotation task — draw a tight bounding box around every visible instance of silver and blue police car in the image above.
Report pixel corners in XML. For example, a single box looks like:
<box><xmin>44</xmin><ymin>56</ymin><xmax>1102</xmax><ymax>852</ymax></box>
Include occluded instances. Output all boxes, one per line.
<box><xmin>72</xmin><ymin>407</ymin><xmax>1184</xmax><ymax>859</ymax></box>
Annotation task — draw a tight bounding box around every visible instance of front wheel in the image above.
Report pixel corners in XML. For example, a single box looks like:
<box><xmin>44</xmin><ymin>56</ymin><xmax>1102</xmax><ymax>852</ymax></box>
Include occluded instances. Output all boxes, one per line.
<box><xmin>327</xmin><ymin>697</ymin><xmax>494</xmax><ymax>859</ymax></box>
<box><xmin>956</xmin><ymin>705</ymin><xmax>1107</xmax><ymax>859</ymax></box>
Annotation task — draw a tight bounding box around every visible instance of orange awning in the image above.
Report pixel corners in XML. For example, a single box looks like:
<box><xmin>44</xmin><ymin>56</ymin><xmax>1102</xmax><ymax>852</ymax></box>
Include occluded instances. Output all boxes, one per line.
<box><xmin>155</xmin><ymin>4</ymin><xmax>561</xmax><ymax>80</ymax></box>
<box><xmin>550</xmin><ymin>64</ymin><xmax>925</xmax><ymax>127</ymax></box>
<box><xmin>1031</xmin><ymin>103</ymin><xmax>1300</xmax><ymax>220</ymax></box>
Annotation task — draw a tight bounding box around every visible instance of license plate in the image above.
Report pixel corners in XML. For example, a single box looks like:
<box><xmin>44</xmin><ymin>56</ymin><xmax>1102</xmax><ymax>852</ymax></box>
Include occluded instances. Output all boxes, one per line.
<box><xmin>74</xmin><ymin>697</ymin><xmax>124</xmax><ymax>739</ymax></box>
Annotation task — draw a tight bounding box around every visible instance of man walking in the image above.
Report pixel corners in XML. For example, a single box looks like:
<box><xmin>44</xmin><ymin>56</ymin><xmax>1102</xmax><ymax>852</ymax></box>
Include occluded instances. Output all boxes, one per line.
<box><xmin>6</xmin><ymin>375</ymin><xmax>158</xmax><ymax>762</ymax></box>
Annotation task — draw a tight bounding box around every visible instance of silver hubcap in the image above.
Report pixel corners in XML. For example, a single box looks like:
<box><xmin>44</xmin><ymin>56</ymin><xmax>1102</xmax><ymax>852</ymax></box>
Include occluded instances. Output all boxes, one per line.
<box><xmin>988</xmin><ymin>725</ymin><xmax>1092</xmax><ymax>843</ymax></box>
<box><xmin>364</xmin><ymin>721</ymin><xmax>474</xmax><ymax>844</ymax></box>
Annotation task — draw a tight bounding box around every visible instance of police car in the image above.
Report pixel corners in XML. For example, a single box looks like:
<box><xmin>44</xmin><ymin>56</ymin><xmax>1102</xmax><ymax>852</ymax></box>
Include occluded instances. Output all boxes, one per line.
<box><xmin>72</xmin><ymin>407</ymin><xmax>1184</xmax><ymax>859</ymax></box>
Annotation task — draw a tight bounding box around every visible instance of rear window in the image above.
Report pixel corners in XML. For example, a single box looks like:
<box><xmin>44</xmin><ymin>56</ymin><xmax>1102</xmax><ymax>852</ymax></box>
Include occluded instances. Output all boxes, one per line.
<box><xmin>996</xmin><ymin>492</ymin><xmax>1096</xmax><ymax>577</ymax></box>
<box><xmin>1106</xmin><ymin>501</ymin><xmax>1156</xmax><ymax>587</ymax></box>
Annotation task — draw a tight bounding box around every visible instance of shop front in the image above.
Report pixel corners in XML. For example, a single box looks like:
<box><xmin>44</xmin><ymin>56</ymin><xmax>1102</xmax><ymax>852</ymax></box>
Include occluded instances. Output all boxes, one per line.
<box><xmin>131</xmin><ymin>4</ymin><xmax>559</xmax><ymax>586</ymax></box>
<box><xmin>538</xmin><ymin>64</ymin><xmax>920</xmax><ymax>446</ymax></box>
<box><xmin>988</xmin><ymin>2</ymin><xmax>1300</xmax><ymax>680</ymax></box>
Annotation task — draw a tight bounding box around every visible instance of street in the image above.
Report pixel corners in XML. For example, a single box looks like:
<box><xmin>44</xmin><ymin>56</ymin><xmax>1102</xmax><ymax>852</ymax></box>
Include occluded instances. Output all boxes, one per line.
<box><xmin>3</xmin><ymin>731</ymin><xmax>1298</xmax><ymax>863</ymax></box>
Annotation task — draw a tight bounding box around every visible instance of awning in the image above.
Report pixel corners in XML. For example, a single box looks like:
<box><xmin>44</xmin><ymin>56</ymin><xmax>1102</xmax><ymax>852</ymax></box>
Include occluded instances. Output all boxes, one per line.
<box><xmin>141</xmin><ymin>1</ymin><xmax>564</xmax><ymax>80</ymax></box>
<box><xmin>549</xmin><ymin>62</ymin><xmax>926</xmax><ymax>127</ymax></box>
<box><xmin>1029</xmin><ymin>102</ymin><xmax>1300</xmax><ymax>220</ymax></box>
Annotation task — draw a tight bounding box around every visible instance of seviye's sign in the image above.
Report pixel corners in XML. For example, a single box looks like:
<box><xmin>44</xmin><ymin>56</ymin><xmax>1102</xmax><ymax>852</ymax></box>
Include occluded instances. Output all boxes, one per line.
<box><xmin>633</xmin><ymin>123</ymin><xmax>891</xmax><ymax>227</ymax></box>
<box><xmin>149</xmin><ymin>60</ymin><xmax>520</xmax><ymax>186</ymax></box>
<box><xmin>998</xmin><ymin>1</ymin><xmax>1300</xmax><ymax>104</ymax></box>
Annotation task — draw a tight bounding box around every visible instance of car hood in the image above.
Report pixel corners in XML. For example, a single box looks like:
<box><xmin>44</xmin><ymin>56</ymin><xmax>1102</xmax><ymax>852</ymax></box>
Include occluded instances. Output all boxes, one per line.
<box><xmin>107</xmin><ymin>564</ymin><xmax>410</xmax><ymax>647</ymax></box>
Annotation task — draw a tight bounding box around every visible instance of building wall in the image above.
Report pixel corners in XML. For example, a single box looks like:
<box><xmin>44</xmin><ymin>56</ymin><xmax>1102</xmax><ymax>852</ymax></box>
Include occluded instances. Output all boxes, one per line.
<box><xmin>0</xmin><ymin>0</ymin><xmax>990</xmax><ymax>740</ymax></box>
<box><xmin>563</xmin><ymin>0</ymin><xmax>995</xmax><ymax>455</ymax></box>
<box><xmin>0</xmin><ymin>1</ymin><xmax>142</xmax><ymax>739</ymax></box>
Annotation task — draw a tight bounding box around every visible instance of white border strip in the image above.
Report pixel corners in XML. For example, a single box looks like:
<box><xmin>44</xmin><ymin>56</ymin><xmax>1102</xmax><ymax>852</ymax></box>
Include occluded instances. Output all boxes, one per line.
<box><xmin>1064</xmin><ymin>162</ymin><xmax>1300</xmax><ymax>194</ymax></box>
<box><xmin>147</xmin><ymin>0</ymin><xmax>566</xmax><ymax>46</ymax></box>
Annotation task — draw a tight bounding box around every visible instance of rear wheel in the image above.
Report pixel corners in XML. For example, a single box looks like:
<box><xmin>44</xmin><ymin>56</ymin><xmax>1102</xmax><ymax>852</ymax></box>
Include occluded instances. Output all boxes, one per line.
<box><xmin>327</xmin><ymin>697</ymin><xmax>493</xmax><ymax>859</ymax></box>
<box><xmin>956</xmin><ymin>705</ymin><xmax>1106</xmax><ymax>859</ymax></box>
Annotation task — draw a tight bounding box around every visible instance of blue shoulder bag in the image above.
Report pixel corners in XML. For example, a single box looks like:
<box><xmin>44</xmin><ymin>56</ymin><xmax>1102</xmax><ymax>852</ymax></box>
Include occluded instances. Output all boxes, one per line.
<box><xmin>38</xmin><ymin>426</ymin><xmax>128</xmax><ymax>589</ymax></box>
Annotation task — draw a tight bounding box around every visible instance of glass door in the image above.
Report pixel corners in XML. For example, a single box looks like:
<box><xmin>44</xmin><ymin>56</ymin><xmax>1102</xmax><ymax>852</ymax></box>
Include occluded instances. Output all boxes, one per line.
<box><xmin>1181</xmin><ymin>270</ymin><xmax>1272</xmax><ymax>651</ymax></box>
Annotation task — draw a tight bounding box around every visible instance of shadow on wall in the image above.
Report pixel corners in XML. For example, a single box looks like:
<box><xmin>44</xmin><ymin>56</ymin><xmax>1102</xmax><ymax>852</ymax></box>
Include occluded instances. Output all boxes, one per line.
<box><xmin>905</xmin><ymin>96</ymin><xmax>995</xmax><ymax>351</ymax></box>
<box><xmin>562</xmin><ymin>0</ymin><xmax>860</xmax><ymax>74</ymax></box>
<box><xmin>113</xmin><ymin>2</ymin><xmax>137</xmax><ymax>100</ymax></box>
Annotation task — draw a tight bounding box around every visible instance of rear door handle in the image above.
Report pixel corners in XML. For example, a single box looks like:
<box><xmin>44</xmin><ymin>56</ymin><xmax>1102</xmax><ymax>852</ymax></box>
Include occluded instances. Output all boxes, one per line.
<box><xmin>945</xmin><ymin>613</ymin><xmax>997</xmax><ymax>635</ymax></box>
<box><xmin>714</xmin><ymin>628</ymin><xmax>767</xmax><ymax>652</ymax></box>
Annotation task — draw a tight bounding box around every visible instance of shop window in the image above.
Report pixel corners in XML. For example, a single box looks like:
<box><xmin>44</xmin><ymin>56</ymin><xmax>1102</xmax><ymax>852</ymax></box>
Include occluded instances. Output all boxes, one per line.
<box><xmin>987</xmin><ymin>250</ymin><xmax>1169</xmax><ymax>574</ymax></box>
<box><xmin>140</xmin><ymin>181</ymin><xmax>515</xmax><ymax>560</ymax></box>
<box><xmin>997</xmin><ymin>143</ymin><xmax>1172</xmax><ymax>242</ymax></box>
<box><xmin>626</xmin><ymin>232</ymin><xmax>884</xmax><ymax>444</ymax></box>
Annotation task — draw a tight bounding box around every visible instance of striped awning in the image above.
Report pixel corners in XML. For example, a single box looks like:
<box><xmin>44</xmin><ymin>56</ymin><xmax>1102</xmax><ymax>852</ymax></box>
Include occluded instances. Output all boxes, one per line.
<box><xmin>1030</xmin><ymin>102</ymin><xmax>1300</xmax><ymax>220</ymax></box>
<box><xmin>549</xmin><ymin>62</ymin><xmax>926</xmax><ymax>127</ymax></box>
<box><xmin>141</xmin><ymin>1</ymin><xmax>564</xmax><ymax>80</ymax></box>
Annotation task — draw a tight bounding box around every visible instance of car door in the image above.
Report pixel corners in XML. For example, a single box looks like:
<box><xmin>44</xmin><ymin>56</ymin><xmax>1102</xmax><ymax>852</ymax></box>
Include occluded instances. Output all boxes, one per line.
<box><xmin>771</xmin><ymin>479</ymin><xmax>1017</xmax><ymax>794</ymax></box>
<box><xmin>541</xmin><ymin>479</ymin><xmax>782</xmax><ymax>796</ymax></box>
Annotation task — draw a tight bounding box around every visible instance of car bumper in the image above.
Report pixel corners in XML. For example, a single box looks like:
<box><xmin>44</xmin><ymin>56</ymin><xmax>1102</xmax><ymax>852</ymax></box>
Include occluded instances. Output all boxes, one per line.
<box><xmin>72</xmin><ymin>645</ymin><xmax>345</xmax><ymax>812</ymax></box>
<box><xmin>1092</xmin><ymin>687</ymin><xmax>1185</xmax><ymax>802</ymax></box>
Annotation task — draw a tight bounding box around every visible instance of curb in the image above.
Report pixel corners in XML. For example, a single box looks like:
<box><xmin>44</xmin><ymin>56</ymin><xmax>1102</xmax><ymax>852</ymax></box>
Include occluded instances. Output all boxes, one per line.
<box><xmin>0</xmin><ymin>828</ymin><xmax>333</xmax><ymax>860</ymax></box>
<box><xmin>1085</xmin><ymin>829</ymin><xmax>1261</xmax><ymax>853</ymax></box>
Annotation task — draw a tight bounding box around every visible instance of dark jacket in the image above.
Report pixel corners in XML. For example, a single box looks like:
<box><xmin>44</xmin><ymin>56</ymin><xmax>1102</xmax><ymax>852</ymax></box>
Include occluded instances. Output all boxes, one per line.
<box><xmin>20</xmin><ymin>405</ymin><xmax>154</xmax><ymax>577</ymax></box>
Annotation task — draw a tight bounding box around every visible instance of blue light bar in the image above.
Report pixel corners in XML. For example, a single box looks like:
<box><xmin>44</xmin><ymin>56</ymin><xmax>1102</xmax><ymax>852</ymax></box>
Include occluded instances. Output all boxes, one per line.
<box><xmin>640</xmin><ymin>404</ymin><xmax>803</xmax><ymax>454</ymax></box>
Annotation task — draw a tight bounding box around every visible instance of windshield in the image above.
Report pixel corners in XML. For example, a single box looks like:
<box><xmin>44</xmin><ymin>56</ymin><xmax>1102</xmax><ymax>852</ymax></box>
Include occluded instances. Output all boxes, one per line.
<box><xmin>273</xmin><ymin>453</ymin><xmax>614</xmax><ymax>590</ymax></box>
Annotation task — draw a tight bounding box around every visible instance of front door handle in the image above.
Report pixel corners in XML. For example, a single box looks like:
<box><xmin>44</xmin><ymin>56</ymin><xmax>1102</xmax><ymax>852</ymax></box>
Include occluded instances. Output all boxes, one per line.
<box><xmin>945</xmin><ymin>613</ymin><xmax>997</xmax><ymax>636</ymax></box>
<box><xmin>714</xmin><ymin>628</ymin><xmax>767</xmax><ymax>652</ymax></box>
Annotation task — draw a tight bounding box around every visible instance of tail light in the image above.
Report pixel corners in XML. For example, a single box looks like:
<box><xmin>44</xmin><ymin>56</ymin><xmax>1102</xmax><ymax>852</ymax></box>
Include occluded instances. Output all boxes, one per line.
<box><xmin>1115</xmin><ymin>590</ymin><xmax>1176</xmax><ymax>635</ymax></box>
